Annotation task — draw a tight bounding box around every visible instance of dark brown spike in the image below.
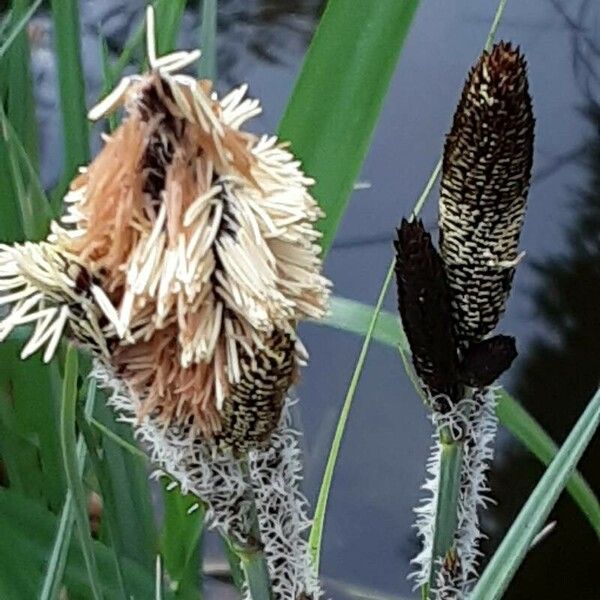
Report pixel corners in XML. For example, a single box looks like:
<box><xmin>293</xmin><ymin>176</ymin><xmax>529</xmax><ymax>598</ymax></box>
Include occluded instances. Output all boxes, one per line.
<box><xmin>394</xmin><ymin>219</ymin><xmax>459</xmax><ymax>404</ymax></box>
<box><xmin>439</xmin><ymin>42</ymin><xmax>535</xmax><ymax>348</ymax></box>
<box><xmin>459</xmin><ymin>334</ymin><xmax>517</xmax><ymax>387</ymax></box>
<box><xmin>216</xmin><ymin>330</ymin><xmax>298</xmax><ymax>453</ymax></box>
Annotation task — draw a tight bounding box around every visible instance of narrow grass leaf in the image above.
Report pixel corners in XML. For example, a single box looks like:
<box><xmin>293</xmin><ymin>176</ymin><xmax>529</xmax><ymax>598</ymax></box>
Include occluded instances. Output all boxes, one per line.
<box><xmin>0</xmin><ymin>382</ymin><xmax>45</xmax><ymax>500</ymax></box>
<box><xmin>7</xmin><ymin>342</ymin><xmax>66</xmax><ymax>511</ymax></box>
<box><xmin>309</xmin><ymin>260</ymin><xmax>395</xmax><ymax>572</ymax></box>
<box><xmin>60</xmin><ymin>345</ymin><xmax>102</xmax><ymax>600</ymax></box>
<box><xmin>0</xmin><ymin>104</ymin><xmax>51</xmax><ymax>239</ymax></box>
<box><xmin>278</xmin><ymin>0</ymin><xmax>421</xmax><ymax>254</ymax></box>
<box><xmin>154</xmin><ymin>0</ymin><xmax>186</xmax><ymax>55</ymax></box>
<box><xmin>0</xmin><ymin>0</ymin><xmax>43</xmax><ymax>60</ymax></box>
<box><xmin>470</xmin><ymin>388</ymin><xmax>600</xmax><ymax>600</ymax></box>
<box><xmin>77</xmin><ymin>402</ymin><xmax>130</xmax><ymax>600</ymax></box>
<box><xmin>6</xmin><ymin>0</ymin><xmax>39</xmax><ymax>169</ymax></box>
<box><xmin>94</xmin><ymin>399</ymin><xmax>157</xmax><ymax>571</ymax></box>
<box><xmin>198</xmin><ymin>0</ymin><xmax>217</xmax><ymax>80</ymax></box>
<box><xmin>318</xmin><ymin>295</ymin><xmax>406</xmax><ymax>349</ymax></box>
<box><xmin>40</xmin><ymin>379</ymin><xmax>97</xmax><ymax>600</ymax></box>
<box><xmin>161</xmin><ymin>483</ymin><xmax>206</xmax><ymax>597</ymax></box>
<box><xmin>0</xmin><ymin>488</ymin><xmax>166</xmax><ymax>598</ymax></box>
<box><xmin>51</xmin><ymin>0</ymin><xmax>89</xmax><ymax>186</ymax></box>
<box><xmin>496</xmin><ymin>389</ymin><xmax>600</xmax><ymax>537</ymax></box>
<box><xmin>90</xmin><ymin>416</ymin><xmax>147</xmax><ymax>459</ymax></box>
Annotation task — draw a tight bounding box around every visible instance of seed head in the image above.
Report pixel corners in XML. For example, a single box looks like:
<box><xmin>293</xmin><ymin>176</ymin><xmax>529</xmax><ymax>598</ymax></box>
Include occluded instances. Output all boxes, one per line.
<box><xmin>439</xmin><ymin>42</ymin><xmax>534</xmax><ymax>348</ymax></box>
<box><xmin>0</xmin><ymin>8</ymin><xmax>330</xmax><ymax>448</ymax></box>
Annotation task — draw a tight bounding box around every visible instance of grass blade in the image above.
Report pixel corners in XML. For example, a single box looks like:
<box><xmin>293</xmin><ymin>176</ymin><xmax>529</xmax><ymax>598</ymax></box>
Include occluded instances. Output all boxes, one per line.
<box><xmin>470</xmin><ymin>388</ymin><xmax>600</xmax><ymax>600</ymax></box>
<box><xmin>495</xmin><ymin>390</ymin><xmax>600</xmax><ymax>537</ymax></box>
<box><xmin>309</xmin><ymin>260</ymin><xmax>395</xmax><ymax>572</ymax></box>
<box><xmin>198</xmin><ymin>0</ymin><xmax>217</xmax><ymax>80</ymax></box>
<box><xmin>278</xmin><ymin>0</ymin><xmax>421</xmax><ymax>254</ymax></box>
<box><xmin>160</xmin><ymin>483</ymin><xmax>206</xmax><ymax>597</ymax></box>
<box><xmin>94</xmin><ymin>399</ymin><xmax>157</xmax><ymax>571</ymax></box>
<box><xmin>77</xmin><ymin>402</ymin><xmax>130</xmax><ymax>600</ymax></box>
<box><xmin>318</xmin><ymin>295</ymin><xmax>407</xmax><ymax>349</ymax></box>
<box><xmin>50</xmin><ymin>0</ymin><xmax>89</xmax><ymax>184</ymax></box>
<box><xmin>90</xmin><ymin>416</ymin><xmax>147</xmax><ymax>459</ymax></box>
<box><xmin>5</xmin><ymin>0</ymin><xmax>39</xmax><ymax>169</ymax></box>
<box><xmin>40</xmin><ymin>379</ymin><xmax>96</xmax><ymax>600</ymax></box>
<box><xmin>60</xmin><ymin>345</ymin><xmax>102</xmax><ymax>600</ymax></box>
<box><xmin>154</xmin><ymin>0</ymin><xmax>186</xmax><ymax>55</ymax></box>
<box><xmin>0</xmin><ymin>104</ymin><xmax>52</xmax><ymax>239</ymax></box>
<box><xmin>0</xmin><ymin>0</ymin><xmax>43</xmax><ymax>60</ymax></box>
<box><xmin>316</xmin><ymin>297</ymin><xmax>600</xmax><ymax>536</ymax></box>
<box><xmin>0</xmin><ymin>487</ymin><xmax>166</xmax><ymax>598</ymax></box>
<box><xmin>110</xmin><ymin>0</ymin><xmax>175</xmax><ymax>79</ymax></box>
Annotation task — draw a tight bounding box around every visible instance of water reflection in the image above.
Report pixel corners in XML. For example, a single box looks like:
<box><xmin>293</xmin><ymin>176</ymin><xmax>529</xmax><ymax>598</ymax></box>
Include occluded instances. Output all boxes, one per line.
<box><xmin>489</xmin><ymin>102</ymin><xmax>600</xmax><ymax>599</ymax></box>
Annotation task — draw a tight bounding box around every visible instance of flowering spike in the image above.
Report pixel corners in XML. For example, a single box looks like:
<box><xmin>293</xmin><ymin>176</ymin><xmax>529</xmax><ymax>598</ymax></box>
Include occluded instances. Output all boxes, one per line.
<box><xmin>0</xmin><ymin>9</ymin><xmax>329</xmax><ymax>596</ymax></box>
<box><xmin>394</xmin><ymin>218</ymin><xmax>460</xmax><ymax>404</ymax></box>
<box><xmin>439</xmin><ymin>42</ymin><xmax>534</xmax><ymax>348</ymax></box>
<box><xmin>0</xmin><ymin>6</ymin><xmax>330</xmax><ymax>445</ymax></box>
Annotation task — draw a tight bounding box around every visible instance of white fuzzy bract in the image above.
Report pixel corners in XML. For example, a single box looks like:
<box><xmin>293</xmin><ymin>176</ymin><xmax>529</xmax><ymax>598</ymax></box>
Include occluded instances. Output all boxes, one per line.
<box><xmin>410</xmin><ymin>388</ymin><xmax>499</xmax><ymax>598</ymax></box>
<box><xmin>93</xmin><ymin>360</ymin><xmax>322</xmax><ymax>599</ymax></box>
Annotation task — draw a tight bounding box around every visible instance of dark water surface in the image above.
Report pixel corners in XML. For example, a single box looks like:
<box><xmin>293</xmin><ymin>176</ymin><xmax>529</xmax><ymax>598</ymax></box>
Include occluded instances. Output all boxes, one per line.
<box><xmin>31</xmin><ymin>1</ymin><xmax>600</xmax><ymax>598</ymax></box>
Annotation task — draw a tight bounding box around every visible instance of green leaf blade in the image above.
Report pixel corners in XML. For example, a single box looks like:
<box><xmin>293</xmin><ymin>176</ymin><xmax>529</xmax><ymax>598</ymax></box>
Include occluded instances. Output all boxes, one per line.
<box><xmin>278</xmin><ymin>0</ymin><xmax>421</xmax><ymax>254</ymax></box>
<box><xmin>60</xmin><ymin>346</ymin><xmax>102</xmax><ymax>600</ymax></box>
<box><xmin>51</xmin><ymin>0</ymin><xmax>89</xmax><ymax>187</ymax></box>
<box><xmin>471</xmin><ymin>388</ymin><xmax>600</xmax><ymax>600</ymax></box>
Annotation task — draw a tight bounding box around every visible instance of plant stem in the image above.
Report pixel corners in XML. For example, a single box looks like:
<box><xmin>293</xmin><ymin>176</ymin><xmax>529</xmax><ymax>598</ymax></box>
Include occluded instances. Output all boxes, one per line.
<box><xmin>236</xmin><ymin>458</ymin><xmax>273</xmax><ymax>600</ymax></box>
<box><xmin>428</xmin><ymin>427</ymin><xmax>464</xmax><ymax>591</ymax></box>
<box><xmin>239</xmin><ymin>547</ymin><xmax>272</xmax><ymax>600</ymax></box>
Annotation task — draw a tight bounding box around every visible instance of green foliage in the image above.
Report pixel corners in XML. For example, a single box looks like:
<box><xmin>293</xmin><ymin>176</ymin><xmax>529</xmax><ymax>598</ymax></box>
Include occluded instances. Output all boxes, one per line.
<box><xmin>279</xmin><ymin>0</ymin><xmax>421</xmax><ymax>254</ymax></box>
<box><xmin>50</xmin><ymin>0</ymin><xmax>89</xmax><ymax>188</ymax></box>
<box><xmin>60</xmin><ymin>347</ymin><xmax>102</xmax><ymax>599</ymax></box>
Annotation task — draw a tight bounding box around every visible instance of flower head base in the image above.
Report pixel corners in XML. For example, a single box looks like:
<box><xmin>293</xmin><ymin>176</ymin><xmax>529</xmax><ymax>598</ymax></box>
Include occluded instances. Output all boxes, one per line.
<box><xmin>0</xmin><ymin>7</ymin><xmax>330</xmax><ymax>450</ymax></box>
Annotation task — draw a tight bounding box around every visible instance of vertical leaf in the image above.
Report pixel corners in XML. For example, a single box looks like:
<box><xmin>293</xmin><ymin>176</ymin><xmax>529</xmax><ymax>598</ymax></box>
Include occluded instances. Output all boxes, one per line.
<box><xmin>94</xmin><ymin>400</ymin><xmax>158</xmax><ymax>571</ymax></box>
<box><xmin>60</xmin><ymin>345</ymin><xmax>102</xmax><ymax>600</ymax></box>
<box><xmin>40</xmin><ymin>379</ymin><xmax>97</xmax><ymax>600</ymax></box>
<box><xmin>154</xmin><ymin>0</ymin><xmax>186</xmax><ymax>55</ymax></box>
<box><xmin>6</xmin><ymin>0</ymin><xmax>38</xmax><ymax>168</ymax></box>
<box><xmin>160</xmin><ymin>484</ymin><xmax>206</xmax><ymax>598</ymax></box>
<box><xmin>50</xmin><ymin>0</ymin><xmax>89</xmax><ymax>185</ymax></box>
<box><xmin>198</xmin><ymin>0</ymin><xmax>217</xmax><ymax>80</ymax></box>
<box><xmin>278</xmin><ymin>0</ymin><xmax>421</xmax><ymax>253</ymax></box>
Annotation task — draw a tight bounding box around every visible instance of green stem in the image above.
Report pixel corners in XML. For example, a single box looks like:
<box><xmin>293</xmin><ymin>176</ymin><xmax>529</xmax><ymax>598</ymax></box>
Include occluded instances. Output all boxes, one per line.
<box><xmin>239</xmin><ymin>548</ymin><xmax>272</xmax><ymax>600</ymax></box>
<box><xmin>309</xmin><ymin>259</ymin><xmax>396</xmax><ymax>572</ymax></box>
<box><xmin>428</xmin><ymin>428</ymin><xmax>464</xmax><ymax>591</ymax></box>
<box><xmin>236</xmin><ymin>459</ymin><xmax>273</xmax><ymax>600</ymax></box>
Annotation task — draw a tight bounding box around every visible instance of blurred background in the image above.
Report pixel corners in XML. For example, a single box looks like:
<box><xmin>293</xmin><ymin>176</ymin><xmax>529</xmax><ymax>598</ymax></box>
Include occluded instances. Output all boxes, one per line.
<box><xmin>8</xmin><ymin>0</ymin><xmax>600</xmax><ymax>597</ymax></box>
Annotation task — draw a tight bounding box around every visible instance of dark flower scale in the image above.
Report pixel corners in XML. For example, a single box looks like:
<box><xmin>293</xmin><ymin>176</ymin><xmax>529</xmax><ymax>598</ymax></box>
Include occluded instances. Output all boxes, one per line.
<box><xmin>459</xmin><ymin>334</ymin><xmax>517</xmax><ymax>388</ymax></box>
<box><xmin>439</xmin><ymin>42</ymin><xmax>535</xmax><ymax>349</ymax></box>
<box><xmin>394</xmin><ymin>219</ymin><xmax>460</xmax><ymax>403</ymax></box>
